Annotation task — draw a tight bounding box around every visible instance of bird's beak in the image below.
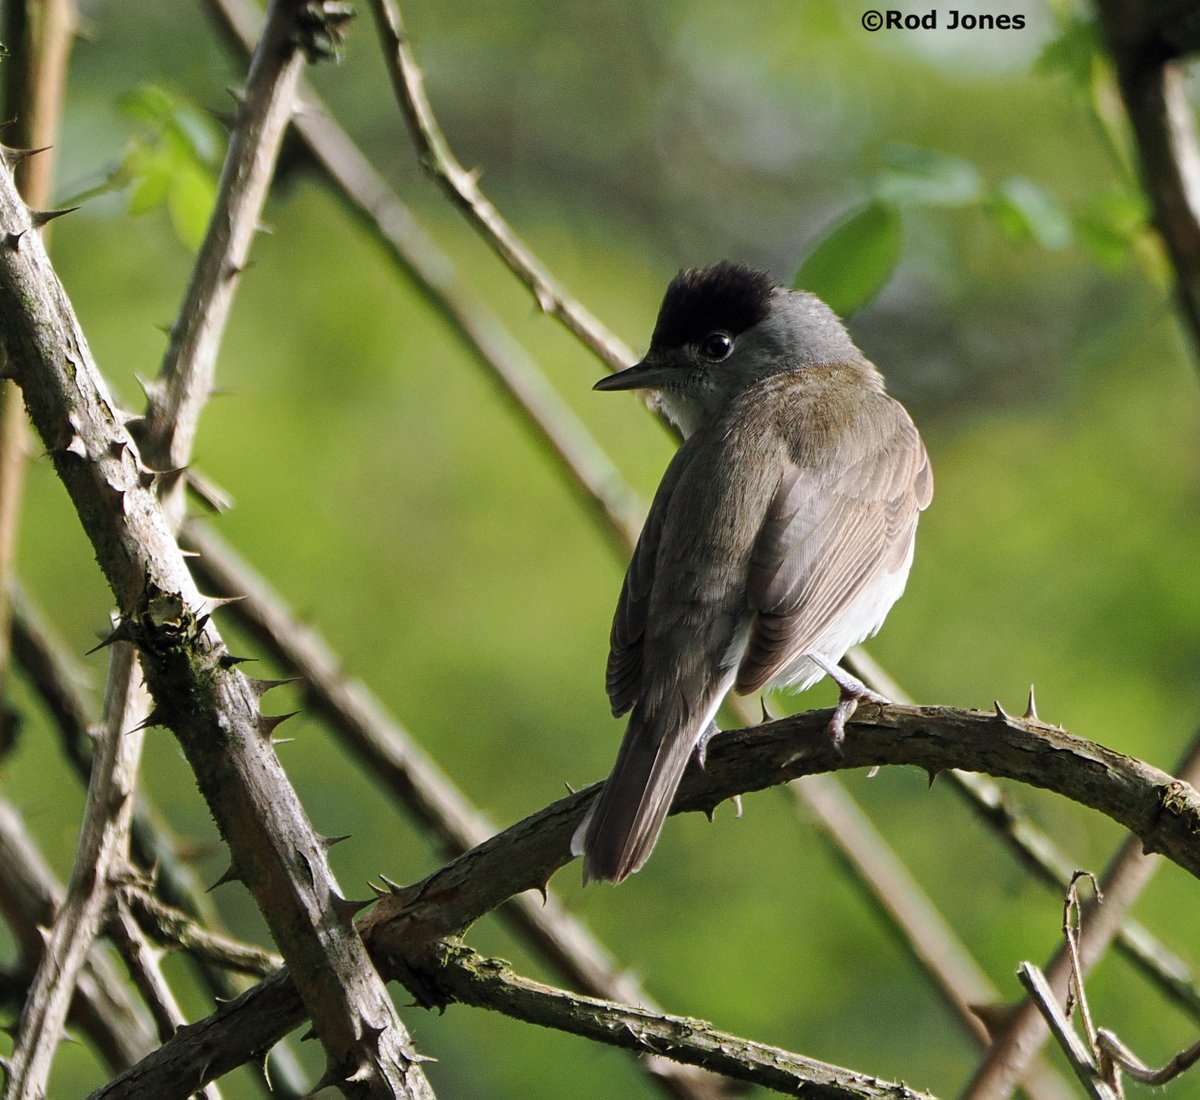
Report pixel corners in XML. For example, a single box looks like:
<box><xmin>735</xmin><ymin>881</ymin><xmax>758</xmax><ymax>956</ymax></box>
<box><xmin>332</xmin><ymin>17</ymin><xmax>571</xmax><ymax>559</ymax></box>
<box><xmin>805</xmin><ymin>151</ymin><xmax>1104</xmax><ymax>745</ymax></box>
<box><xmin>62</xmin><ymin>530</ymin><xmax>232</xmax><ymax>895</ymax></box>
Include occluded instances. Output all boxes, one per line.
<box><xmin>593</xmin><ymin>355</ymin><xmax>673</xmax><ymax>392</ymax></box>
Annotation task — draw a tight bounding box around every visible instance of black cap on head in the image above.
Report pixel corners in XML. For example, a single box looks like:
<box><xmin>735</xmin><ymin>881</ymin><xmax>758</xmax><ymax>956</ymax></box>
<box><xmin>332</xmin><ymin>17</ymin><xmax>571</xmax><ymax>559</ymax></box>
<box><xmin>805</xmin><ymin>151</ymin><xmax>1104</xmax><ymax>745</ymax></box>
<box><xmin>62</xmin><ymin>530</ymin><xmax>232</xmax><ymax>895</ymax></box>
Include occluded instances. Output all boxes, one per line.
<box><xmin>650</xmin><ymin>261</ymin><xmax>775</xmax><ymax>351</ymax></box>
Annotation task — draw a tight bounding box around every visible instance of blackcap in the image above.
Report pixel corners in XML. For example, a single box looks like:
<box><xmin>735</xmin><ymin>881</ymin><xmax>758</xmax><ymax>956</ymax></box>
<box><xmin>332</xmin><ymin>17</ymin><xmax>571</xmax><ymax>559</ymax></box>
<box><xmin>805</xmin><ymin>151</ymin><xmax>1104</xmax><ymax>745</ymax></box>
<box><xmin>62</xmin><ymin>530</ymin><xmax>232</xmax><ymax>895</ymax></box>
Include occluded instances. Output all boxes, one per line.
<box><xmin>572</xmin><ymin>261</ymin><xmax>932</xmax><ymax>884</ymax></box>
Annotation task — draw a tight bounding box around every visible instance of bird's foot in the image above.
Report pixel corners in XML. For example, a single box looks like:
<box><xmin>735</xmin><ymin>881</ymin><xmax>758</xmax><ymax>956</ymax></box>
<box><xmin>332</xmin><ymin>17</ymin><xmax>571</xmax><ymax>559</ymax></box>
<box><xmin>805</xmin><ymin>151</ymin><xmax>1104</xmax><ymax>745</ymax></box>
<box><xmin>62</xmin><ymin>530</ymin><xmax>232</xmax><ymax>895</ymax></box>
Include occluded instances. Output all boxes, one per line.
<box><xmin>692</xmin><ymin>721</ymin><xmax>720</xmax><ymax>771</ymax></box>
<box><xmin>807</xmin><ymin>655</ymin><xmax>890</xmax><ymax>754</ymax></box>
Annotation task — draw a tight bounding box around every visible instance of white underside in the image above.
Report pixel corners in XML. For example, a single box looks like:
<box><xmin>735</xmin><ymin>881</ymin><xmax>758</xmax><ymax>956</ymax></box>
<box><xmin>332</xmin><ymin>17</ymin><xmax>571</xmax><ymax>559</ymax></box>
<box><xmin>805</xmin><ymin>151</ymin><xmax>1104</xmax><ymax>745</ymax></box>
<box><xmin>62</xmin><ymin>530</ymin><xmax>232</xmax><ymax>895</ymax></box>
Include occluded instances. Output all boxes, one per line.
<box><xmin>723</xmin><ymin>535</ymin><xmax>916</xmax><ymax>694</ymax></box>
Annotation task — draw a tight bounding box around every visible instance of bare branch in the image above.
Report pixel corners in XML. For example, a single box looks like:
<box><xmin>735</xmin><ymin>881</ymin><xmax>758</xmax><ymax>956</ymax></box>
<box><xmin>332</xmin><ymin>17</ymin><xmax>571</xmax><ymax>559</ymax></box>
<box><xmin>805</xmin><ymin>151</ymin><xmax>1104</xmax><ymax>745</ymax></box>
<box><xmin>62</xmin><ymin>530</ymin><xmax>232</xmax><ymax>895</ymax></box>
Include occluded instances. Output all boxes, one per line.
<box><xmin>847</xmin><ymin>649</ymin><xmax>1200</xmax><ymax>1021</ymax></box>
<box><xmin>107</xmin><ymin>897</ymin><xmax>222</xmax><ymax>1100</ymax></box>
<box><xmin>1016</xmin><ymin>964</ymin><xmax>1118</xmax><ymax>1100</ymax></box>
<box><xmin>433</xmin><ymin>944</ymin><xmax>934</xmax><ymax>1100</ymax></box>
<box><xmin>120</xmin><ymin>881</ymin><xmax>282</xmax><ymax>979</ymax></box>
<box><xmin>366</xmin><ymin>0</ymin><xmax>635</xmax><ymax>373</ymax></box>
<box><xmin>961</xmin><ymin>731</ymin><xmax>1200</xmax><ymax>1098</ymax></box>
<box><xmin>0</xmin><ymin>797</ymin><xmax>156</xmax><ymax>1075</ymax></box>
<box><xmin>1097</xmin><ymin>1027</ymin><xmax>1200</xmax><ymax>1086</ymax></box>
<box><xmin>137</xmin><ymin>0</ymin><xmax>300</xmax><ymax>482</ymax></box>
<box><xmin>89</xmin><ymin>705</ymin><xmax>1200</xmax><ymax>1096</ymax></box>
<box><xmin>0</xmin><ymin>72</ymin><xmax>431</xmax><ymax>1100</ymax></box>
<box><xmin>4</xmin><ymin>642</ymin><xmax>148</xmax><ymax>1098</ymax></box>
<box><xmin>9</xmin><ymin>582</ymin><xmax>314</xmax><ymax>1098</ymax></box>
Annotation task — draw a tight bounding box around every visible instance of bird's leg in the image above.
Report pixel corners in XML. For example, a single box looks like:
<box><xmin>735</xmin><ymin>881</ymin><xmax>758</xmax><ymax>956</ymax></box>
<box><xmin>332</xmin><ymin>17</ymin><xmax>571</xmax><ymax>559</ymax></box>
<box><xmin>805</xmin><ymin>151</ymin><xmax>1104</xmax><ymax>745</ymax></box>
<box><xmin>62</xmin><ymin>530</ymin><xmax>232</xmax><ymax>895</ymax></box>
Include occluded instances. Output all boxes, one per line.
<box><xmin>807</xmin><ymin>654</ymin><xmax>890</xmax><ymax>752</ymax></box>
<box><xmin>692</xmin><ymin>720</ymin><xmax>720</xmax><ymax>771</ymax></box>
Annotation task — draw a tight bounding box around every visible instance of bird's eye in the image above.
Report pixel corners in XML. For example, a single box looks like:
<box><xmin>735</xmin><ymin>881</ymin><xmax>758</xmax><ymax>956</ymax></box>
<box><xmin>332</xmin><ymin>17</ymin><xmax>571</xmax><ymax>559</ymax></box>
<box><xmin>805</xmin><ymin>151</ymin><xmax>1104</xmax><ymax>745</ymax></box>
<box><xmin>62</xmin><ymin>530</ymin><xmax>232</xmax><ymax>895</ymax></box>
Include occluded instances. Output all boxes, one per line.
<box><xmin>700</xmin><ymin>331</ymin><xmax>733</xmax><ymax>361</ymax></box>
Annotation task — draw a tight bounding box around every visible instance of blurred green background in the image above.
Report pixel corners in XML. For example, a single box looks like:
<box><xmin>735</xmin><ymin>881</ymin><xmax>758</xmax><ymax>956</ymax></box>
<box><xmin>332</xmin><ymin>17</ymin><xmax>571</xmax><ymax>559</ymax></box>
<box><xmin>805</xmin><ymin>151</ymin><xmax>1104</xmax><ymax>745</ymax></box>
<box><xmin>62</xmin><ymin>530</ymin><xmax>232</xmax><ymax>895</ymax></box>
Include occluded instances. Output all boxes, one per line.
<box><xmin>4</xmin><ymin>0</ymin><xmax>1200</xmax><ymax>1095</ymax></box>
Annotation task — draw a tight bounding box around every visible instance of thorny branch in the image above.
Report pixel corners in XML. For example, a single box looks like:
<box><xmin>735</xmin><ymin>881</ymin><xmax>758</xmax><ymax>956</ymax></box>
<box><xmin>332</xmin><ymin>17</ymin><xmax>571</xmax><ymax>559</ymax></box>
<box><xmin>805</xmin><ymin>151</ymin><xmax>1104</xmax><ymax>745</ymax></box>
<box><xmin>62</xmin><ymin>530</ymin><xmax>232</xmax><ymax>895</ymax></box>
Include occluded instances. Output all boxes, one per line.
<box><xmin>4</xmin><ymin>643</ymin><xmax>148</xmax><ymax>1100</ymax></box>
<box><xmin>95</xmin><ymin>704</ymin><xmax>1200</xmax><ymax>1097</ymax></box>
<box><xmin>0</xmin><ymin>13</ymin><xmax>431</xmax><ymax>1095</ymax></box>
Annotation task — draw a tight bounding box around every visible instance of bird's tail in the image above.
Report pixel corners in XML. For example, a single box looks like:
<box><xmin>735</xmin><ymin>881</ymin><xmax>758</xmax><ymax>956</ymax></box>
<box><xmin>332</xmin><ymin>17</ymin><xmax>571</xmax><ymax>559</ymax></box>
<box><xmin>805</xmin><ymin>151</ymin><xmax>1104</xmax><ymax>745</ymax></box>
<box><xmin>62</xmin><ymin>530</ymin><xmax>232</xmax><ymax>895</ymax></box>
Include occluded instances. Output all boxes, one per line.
<box><xmin>572</xmin><ymin>690</ymin><xmax>722</xmax><ymax>883</ymax></box>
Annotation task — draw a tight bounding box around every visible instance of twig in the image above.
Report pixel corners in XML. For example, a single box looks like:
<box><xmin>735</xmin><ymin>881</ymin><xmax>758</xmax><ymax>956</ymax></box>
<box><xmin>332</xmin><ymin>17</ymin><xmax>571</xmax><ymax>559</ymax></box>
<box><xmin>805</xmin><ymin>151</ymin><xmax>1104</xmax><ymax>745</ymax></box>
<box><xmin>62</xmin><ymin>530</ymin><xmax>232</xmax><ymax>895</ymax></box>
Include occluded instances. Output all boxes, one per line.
<box><xmin>432</xmin><ymin>944</ymin><xmax>935</xmax><ymax>1100</ymax></box>
<box><xmin>107</xmin><ymin>896</ymin><xmax>222</xmax><ymax>1100</ymax></box>
<box><xmin>0</xmin><ymin>65</ymin><xmax>431</xmax><ymax>1100</ymax></box>
<box><xmin>136</xmin><ymin>0</ymin><xmax>303</xmax><ymax>485</ymax></box>
<box><xmin>5</xmin><ymin>640</ymin><xmax>149</xmax><ymax>1099</ymax></box>
<box><xmin>367</xmin><ymin>0</ymin><xmax>635</xmax><ymax>373</ymax></box>
<box><xmin>0</xmin><ymin>796</ymin><xmax>156</xmax><ymax>1075</ymax></box>
<box><xmin>1016</xmin><ymin>964</ymin><xmax>1118</xmax><ymax>1100</ymax></box>
<box><xmin>961</xmin><ymin>730</ymin><xmax>1200</xmax><ymax>1098</ymax></box>
<box><xmin>120</xmin><ymin>881</ymin><xmax>282</xmax><ymax>978</ymax></box>
<box><xmin>1096</xmin><ymin>1027</ymin><xmax>1200</xmax><ymax>1086</ymax></box>
<box><xmin>847</xmin><ymin>649</ymin><xmax>1200</xmax><ymax>1019</ymax></box>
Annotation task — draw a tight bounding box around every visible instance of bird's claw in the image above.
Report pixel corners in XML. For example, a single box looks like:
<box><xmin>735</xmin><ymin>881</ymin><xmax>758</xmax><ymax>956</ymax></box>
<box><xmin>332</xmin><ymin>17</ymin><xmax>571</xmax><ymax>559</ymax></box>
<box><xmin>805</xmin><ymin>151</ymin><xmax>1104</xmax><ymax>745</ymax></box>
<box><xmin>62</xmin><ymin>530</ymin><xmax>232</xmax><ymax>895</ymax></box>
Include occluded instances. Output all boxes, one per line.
<box><xmin>692</xmin><ymin>721</ymin><xmax>719</xmax><ymax>771</ymax></box>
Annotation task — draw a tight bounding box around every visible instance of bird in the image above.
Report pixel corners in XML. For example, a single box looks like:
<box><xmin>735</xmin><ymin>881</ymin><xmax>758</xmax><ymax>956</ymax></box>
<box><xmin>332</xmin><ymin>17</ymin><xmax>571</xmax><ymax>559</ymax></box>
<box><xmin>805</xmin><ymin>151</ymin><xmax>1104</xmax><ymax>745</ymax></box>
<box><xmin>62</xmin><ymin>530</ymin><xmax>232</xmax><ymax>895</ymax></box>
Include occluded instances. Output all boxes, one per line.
<box><xmin>571</xmin><ymin>261</ymin><xmax>932</xmax><ymax>884</ymax></box>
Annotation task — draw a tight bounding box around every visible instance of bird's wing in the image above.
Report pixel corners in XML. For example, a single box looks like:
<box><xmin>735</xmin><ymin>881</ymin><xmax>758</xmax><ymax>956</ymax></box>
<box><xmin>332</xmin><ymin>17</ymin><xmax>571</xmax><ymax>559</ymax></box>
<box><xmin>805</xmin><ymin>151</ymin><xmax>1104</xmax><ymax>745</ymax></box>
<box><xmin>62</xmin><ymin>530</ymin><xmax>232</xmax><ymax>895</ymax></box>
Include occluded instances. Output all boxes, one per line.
<box><xmin>735</xmin><ymin>401</ymin><xmax>931</xmax><ymax>694</ymax></box>
<box><xmin>605</xmin><ymin>436</ymin><xmax>701</xmax><ymax>716</ymax></box>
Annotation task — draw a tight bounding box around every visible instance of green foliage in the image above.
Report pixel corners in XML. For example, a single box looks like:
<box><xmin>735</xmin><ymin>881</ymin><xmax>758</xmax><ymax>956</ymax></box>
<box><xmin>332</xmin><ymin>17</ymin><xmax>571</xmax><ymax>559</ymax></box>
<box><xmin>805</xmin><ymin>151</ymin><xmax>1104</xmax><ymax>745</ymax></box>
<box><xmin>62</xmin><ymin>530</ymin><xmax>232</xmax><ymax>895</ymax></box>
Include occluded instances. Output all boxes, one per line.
<box><xmin>793</xmin><ymin>200</ymin><xmax>902</xmax><ymax>316</ymax></box>
<box><xmin>65</xmin><ymin>84</ymin><xmax>222</xmax><ymax>250</ymax></box>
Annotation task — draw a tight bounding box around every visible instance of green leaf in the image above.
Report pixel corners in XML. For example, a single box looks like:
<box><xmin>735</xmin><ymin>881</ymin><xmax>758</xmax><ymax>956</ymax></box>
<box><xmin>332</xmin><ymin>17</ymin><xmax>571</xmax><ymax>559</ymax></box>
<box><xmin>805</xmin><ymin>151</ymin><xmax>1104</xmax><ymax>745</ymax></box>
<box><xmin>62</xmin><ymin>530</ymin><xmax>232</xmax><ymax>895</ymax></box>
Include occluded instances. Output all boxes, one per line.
<box><xmin>793</xmin><ymin>201</ymin><xmax>902</xmax><ymax>316</ymax></box>
<box><xmin>990</xmin><ymin>177</ymin><xmax>1072</xmax><ymax>249</ymax></box>
<box><xmin>1073</xmin><ymin>190</ymin><xmax>1147</xmax><ymax>270</ymax></box>
<box><xmin>1035</xmin><ymin>14</ymin><xmax>1102</xmax><ymax>88</ymax></box>
<box><xmin>871</xmin><ymin>145</ymin><xmax>981</xmax><ymax>208</ymax></box>
<box><xmin>166</xmin><ymin>160</ymin><xmax>217</xmax><ymax>250</ymax></box>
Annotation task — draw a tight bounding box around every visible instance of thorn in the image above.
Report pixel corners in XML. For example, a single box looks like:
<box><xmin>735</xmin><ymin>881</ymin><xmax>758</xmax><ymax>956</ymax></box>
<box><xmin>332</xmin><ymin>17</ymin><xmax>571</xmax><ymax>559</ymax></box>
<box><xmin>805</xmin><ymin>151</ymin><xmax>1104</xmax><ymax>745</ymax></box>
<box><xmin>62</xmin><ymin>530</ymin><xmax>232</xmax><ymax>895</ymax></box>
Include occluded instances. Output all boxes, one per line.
<box><xmin>377</xmin><ymin>873</ymin><xmax>402</xmax><ymax>892</ymax></box>
<box><xmin>134</xmin><ymin>373</ymin><xmax>163</xmax><ymax>404</ymax></box>
<box><xmin>318</xmin><ymin>833</ymin><xmax>351</xmax><ymax>851</ymax></box>
<box><xmin>218</xmin><ymin>652</ymin><xmax>255</xmax><ymax>668</ymax></box>
<box><xmin>969</xmin><ymin>1001</ymin><xmax>1019</xmax><ymax>1040</ymax></box>
<box><xmin>0</xmin><ymin>144</ymin><xmax>49</xmax><ymax>169</ymax></box>
<box><xmin>107</xmin><ymin>438</ymin><xmax>130</xmax><ymax>459</ymax></box>
<box><xmin>299</xmin><ymin>1025</ymin><xmax>317</xmax><ymax>1042</ymax></box>
<box><xmin>534</xmin><ymin>882</ymin><xmax>548</xmax><ymax>906</ymax></box>
<box><xmin>144</xmin><ymin>463</ymin><xmax>187</xmax><ymax>489</ymax></box>
<box><xmin>206</xmin><ymin>863</ymin><xmax>240</xmax><ymax>892</ymax></box>
<box><xmin>200</xmin><ymin>593</ymin><xmax>246</xmax><ymax>612</ymax></box>
<box><xmin>86</xmin><ymin>621</ymin><xmax>131</xmax><ymax>654</ymax></box>
<box><xmin>29</xmin><ymin>206</ymin><xmax>78</xmax><ymax>228</ymax></box>
<box><xmin>269</xmin><ymin>737</ymin><xmax>294</xmax><ymax>747</ymax></box>
<box><xmin>731</xmin><ymin>794</ymin><xmax>743</xmax><ymax>819</ymax></box>
<box><xmin>63</xmin><ymin>434</ymin><xmax>87</xmax><ymax>459</ymax></box>
<box><xmin>127</xmin><ymin>708</ymin><xmax>163</xmax><ymax>734</ymax></box>
<box><xmin>367</xmin><ymin>880</ymin><xmax>389</xmax><ymax>897</ymax></box>
<box><xmin>926</xmin><ymin>768</ymin><xmax>940</xmax><ymax>788</ymax></box>
<box><xmin>4</xmin><ymin>230</ymin><xmax>26</xmax><ymax>249</ymax></box>
<box><xmin>361</xmin><ymin>1019</ymin><xmax>387</xmax><ymax>1042</ymax></box>
<box><xmin>331</xmin><ymin>892</ymin><xmax>375</xmax><ymax>920</ymax></box>
<box><xmin>1024</xmin><ymin>684</ymin><xmax>1039</xmax><ymax>722</ymax></box>
<box><xmin>563</xmin><ymin>781</ymin><xmax>576</xmax><ymax>794</ymax></box>
<box><xmin>258</xmin><ymin>711</ymin><xmax>299</xmax><ymax>738</ymax></box>
<box><xmin>703</xmin><ymin>806</ymin><xmax>715</xmax><ymax>824</ymax></box>
<box><xmin>178</xmin><ymin>547</ymin><xmax>200</xmax><ymax>558</ymax></box>
<box><xmin>994</xmin><ymin>700</ymin><xmax>1010</xmax><ymax>721</ymax></box>
<box><xmin>187</xmin><ymin>469</ymin><xmax>235</xmax><ymax>514</ymax></box>
<box><xmin>760</xmin><ymin>695</ymin><xmax>775</xmax><ymax>723</ymax></box>
<box><xmin>246</xmin><ymin>676</ymin><xmax>300</xmax><ymax>699</ymax></box>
